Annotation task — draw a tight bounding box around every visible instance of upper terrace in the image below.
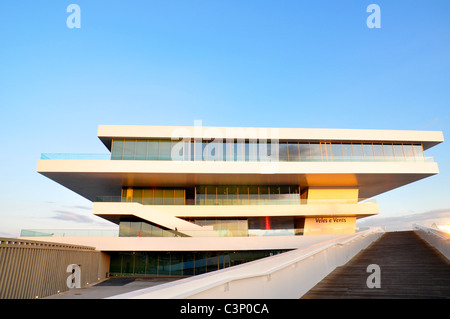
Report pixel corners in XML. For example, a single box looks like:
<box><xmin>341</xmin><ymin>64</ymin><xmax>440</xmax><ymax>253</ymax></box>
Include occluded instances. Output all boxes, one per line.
<box><xmin>36</xmin><ymin>125</ymin><xmax>443</xmax><ymax>202</ymax></box>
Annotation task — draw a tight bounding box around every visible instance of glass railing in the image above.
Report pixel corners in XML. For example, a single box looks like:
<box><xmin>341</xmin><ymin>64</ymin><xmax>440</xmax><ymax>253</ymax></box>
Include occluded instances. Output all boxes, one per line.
<box><xmin>20</xmin><ymin>229</ymin><xmax>118</xmax><ymax>237</ymax></box>
<box><xmin>40</xmin><ymin>153</ymin><xmax>110</xmax><ymax>160</ymax></box>
<box><xmin>95</xmin><ymin>196</ymin><xmax>376</xmax><ymax>205</ymax></box>
<box><xmin>40</xmin><ymin>153</ymin><xmax>434</xmax><ymax>163</ymax></box>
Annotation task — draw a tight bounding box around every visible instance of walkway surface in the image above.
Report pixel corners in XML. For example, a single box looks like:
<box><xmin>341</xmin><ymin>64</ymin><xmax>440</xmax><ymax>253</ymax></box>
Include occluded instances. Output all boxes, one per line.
<box><xmin>44</xmin><ymin>277</ymin><xmax>182</xmax><ymax>299</ymax></box>
<box><xmin>302</xmin><ymin>231</ymin><xmax>450</xmax><ymax>299</ymax></box>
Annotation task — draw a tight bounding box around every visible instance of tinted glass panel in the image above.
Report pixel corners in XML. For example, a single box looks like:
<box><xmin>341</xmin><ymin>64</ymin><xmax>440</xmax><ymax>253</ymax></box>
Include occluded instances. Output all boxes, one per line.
<box><xmin>373</xmin><ymin>143</ymin><xmax>384</xmax><ymax>158</ymax></box>
<box><xmin>148</xmin><ymin>140</ymin><xmax>159</xmax><ymax>160</ymax></box>
<box><xmin>299</xmin><ymin>143</ymin><xmax>310</xmax><ymax>160</ymax></box>
<box><xmin>171</xmin><ymin>140</ymin><xmax>183</xmax><ymax>161</ymax></box>
<box><xmin>123</xmin><ymin>140</ymin><xmax>135</xmax><ymax>160</ymax></box>
<box><xmin>363</xmin><ymin>143</ymin><xmax>374</xmax><ymax>160</ymax></box>
<box><xmin>258</xmin><ymin>141</ymin><xmax>269</xmax><ymax>161</ymax></box>
<box><xmin>413</xmin><ymin>144</ymin><xmax>424</xmax><ymax>160</ymax></box>
<box><xmin>135</xmin><ymin>140</ymin><xmax>147</xmax><ymax>160</ymax></box>
<box><xmin>352</xmin><ymin>143</ymin><xmax>364</xmax><ymax>160</ymax></box>
<box><xmin>393</xmin><ymin>144</ymin><xmax>404</xmax><ymax>159</ymax></box>
<box><xmin>403</xmin><ymin>144</ymin><xmax>414</xmax><ymax>159</ymax></box>
<box><xmin>342</xmin><ymin>143</ymin><xmax>353</xmax><ymax>159</ymax></box>
<box><xmin>279</xmin><ymin>142</ymin><xmax>288</xmax><ymax>161</ymax></box>
<box><xmin>383</xmin><ymin>143</ymin><xmax>394</xmax><ymax>160</ymax></box>
<box><xmin>287</xmin><ymin>142</ymin><xmax>300</xmax><ymax>161</ymax></box>
<box><xmin>159</xmin><ymin>140</ymin><xmax>171</xmax><ymax>160</ymax></box>
<box><xmin>310</xmin><ymin>143</ymin><xmax>321</xmax><ymax>161</ymax></box>
<box><xmin>331</xmin><ymin>143</ymin><xmax>343</xmax><ymax>159</ymax></box>
<box><xmin>111</xmin><ymin>139</ymin><xmax>124</xmax><ymax>160</ymax></box>
<box><xmin>248</xmin><ymin>139</ymin><xmax>258</xmax><ymax>161</ymax></box>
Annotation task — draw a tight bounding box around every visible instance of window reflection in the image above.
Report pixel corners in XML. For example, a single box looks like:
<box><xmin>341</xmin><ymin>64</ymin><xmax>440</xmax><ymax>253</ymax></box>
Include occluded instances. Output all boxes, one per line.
<box><xmin>111</xmin><ymin>139</ymin><xmax>426</xmax><ymax>163</ymax></box>
<box><xmin>109</xmin><ymin>249</ymin><xmax>289</xmax><ymax>277</ymax></box>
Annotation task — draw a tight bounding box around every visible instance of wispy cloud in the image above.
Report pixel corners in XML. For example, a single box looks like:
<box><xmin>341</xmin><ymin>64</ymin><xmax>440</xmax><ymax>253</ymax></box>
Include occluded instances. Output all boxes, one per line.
<box><xmin>357</xmin><ymin>208</ymin><xmax>450</xmax><ymax>231</ymax></box>
<box><xmin>51</xmin><ymin>210</ymin><xmax>96</xmax><ymax>224</ymax></box>
<box><xmin>65</xmin><ymin>205</ymin><xmax>92</xmax><ymax>211</ymax></box>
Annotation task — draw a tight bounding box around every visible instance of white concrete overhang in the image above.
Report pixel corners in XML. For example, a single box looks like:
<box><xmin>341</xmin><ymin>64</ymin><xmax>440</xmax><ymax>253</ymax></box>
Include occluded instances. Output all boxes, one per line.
<box><xmin>37</xmin><ymin>159</ymin><xmax>440</xmax><ymax>201</ymax></box>
<box><xmin>93</xmin><ymin>202</ymin><xmax>379</xmax><ymax>227</ymax></box>
<box><xmin>19</xmin><ymin>234</ymin><xmax>348</xmax><ymax>252</ymax></box>
<box><xmin>97</xmin><ymin>125</ymin><xmax>444</xmax><ymax>151</ymax></box>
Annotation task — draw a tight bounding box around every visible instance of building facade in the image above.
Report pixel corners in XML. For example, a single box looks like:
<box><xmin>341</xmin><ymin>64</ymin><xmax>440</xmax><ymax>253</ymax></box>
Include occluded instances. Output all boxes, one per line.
<box><xmin>33</xmin><ymin>124</ymin><xmax>443</xmax><ymax>277</ymax></box>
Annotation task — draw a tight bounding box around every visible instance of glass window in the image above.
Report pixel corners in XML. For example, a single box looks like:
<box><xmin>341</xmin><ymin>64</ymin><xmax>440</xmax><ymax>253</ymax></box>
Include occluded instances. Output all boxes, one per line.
<box><xmin>269</xmin><ymin>186</ymin><xmax>280</xmax><ymax>200</ymax></box>
<box><xmin>111</xmin><ymin>139</ymin><xmax>124</xmax><ymax>160</ymax></box>
<box><xmin>236</xmin><ymin>139</ymin><xmax>244</xmax><ymax>161</ymax></box>
<box><xmin>170</xmin><ymin>253</ymin><xmax>183</xmax><ymax>276</ymax></box>
<box><xmin>123</xmin><ymin>140</ymin><xmax>136</xmax><ymax>160</ymax></box>
<box><xmin>130</xmin><ymin>222</ymin><xmax>141</xmax><ymax>237</ymax></box>
<box><xmin>174</xmin><ymin>189</ymin><xmax>185</xmax><ymax>205</ymax></box>
<box><xmin>119</xmin><ymin>221</ymin><xmax>132</xmax><ymax>237</ymax></box>
<box><xmin>133</xmin><ymin>188</ymin><xmax>143</xmax><ymax>204</ymax></box>
<box><xmin>225</xmin><ymin>139</ymin><xmax>234</xmax><ymax>161</ymax></box>
<box><xmin>159</xmin><ymin>140</ymin><xmax>171</xmax><ymax>160</ymax></box>
<box><xmin>205</xmin><ymin>186</ymin><xmax>217</xmax><ymax>204</ymax></box>
<box><xmin>258</xmin><ymin>140</ymin><xmax>269</xmax><ymax>162</ymax></box>
<box><xmin>158</xmin><ymin>253</ymin><xmax>170</xmax><ymax>276</ymax></box>
<box><xmin>259</xmin><ymin>186</ymin><xmax>269</xmax><ymax>201</ymax></box>
<box><xmin>201</xmin><ymin>141</ymin><xmax>208</xmax><ymax>161</ymax></box>
<box><xmin>363</xmin><ymin>143</ymin><xmax>374</xmax><ymax>160</ymax></box>
<box><xmin>287</xmin><ymin>142</ymin><xmax>300</xmax><ymax>161</ymax></box>
<box><xmin>279</xmin><ymin>186</ymin><xmax>290</xmax><ymax>202</ymax></box>
<box><xmin>373</xmin><ymin>143</ymin><xmax>384</xmax><ymax>159</ymax></box>
<box><xmin>171</xmin><ymin>140</ymin><xmax>184</xmax><ymax>161</ymax></box>
<box><xmin>148</xmin><ymin>140</ymin><xmax>159</xmax><ymax>160</ymax></box>
<box><xmin>244</xmin><ymin>142</ymin><xmax>250</xmax><ymax>161</ymax></box>
<box><xmin>310</xmin><ymin>143</ymin><xmax>321</xmax><ymax>161</ymax></box>
<box><xmin>213</xmin><ymin>139</ymin><xmax>222</xmax><ymax>161</ymax></box>
<box><xmin>221</xmin><ymin>140</ymin><xmax>227</xmax><ymax>161</ymax></box>
<box><xmin>331</xmin><ymin>143</ymin><xmax>343</xmax><ymax>160</ymax></box>
<box><xmin>141</xmin><ymin>222</ymin><xmax>153</xmax><ymax>237</ymax></box>
<box><xmin>352</xmin><ymin>143</ymin><xmax>364</xmax><ymax>161</ymax></box>
<box><xmin>195</xmin><ymin>139</ymin><xmax>203</xmax><ymax>161</ymax></box>
<box><xmin>196</xmin><ymin>187</ymin><xmax>205</xmax><ymax>205</ymax></box>
<box><xmin>217</xmin><ymin>186</ymin><xmax>228</xmax><ymax>204</ymax></box>
<box><xmin>134</xmin><ymin>253</ymin><xmax>146</xmax><ymax>275</ymax></box>
<box><xmin>248</xmin><ymin>186</ymin><xmax>258</xmax><ymax>203</ymax></box>
<box><xmin>183</xmin><ymin>253</ymin><xmax>196</xmax><ymax>276</ymax></box>
<box><xmin>299</xmin><ymin>143</ymin><xmax>310</xmax><ymax>161</ymax></box>
<box><xmin>135</xmin><ymin>140</ymin><xmax>147</xmax><ymax>160</ymax></box>
<box><xmin>383</xmin><ymin>143</ymin><xmax>394</xmax><ymax>160</ymax></box>
<box><xmin>342</xmin><ymin>143</ymin><xmax>353</xmax><ymax>159</ymax></box>
<box><xmin>393</xmin><ymin>144</ymin><xmax>404</xmax><ymax>160</ymax></box>
<box><xmin>183</xmin><ymin>140</ymin><xmax>190</xmax><ymax>161</ymax></box>
<box><xmin>403</xmin><ymin>144</ymin><xmax>415</xmax><ymax>160</ymax></box>
<box><xmin>146</xmin><ymin>252</ymin><xmax>158</xmax><ymax>275</ymax></box>
<box><xmin>142</xmin><ymin>189</ymin><xmax>153</xmax><ymax>205</ymax></box>
<box><xmin>227</xmin><ymin>186</ymin><xmax>238</xmax><ymax>203</ymax></box>
<box><xmin>239</xmin><ymin>186</ymin><xmax>249</xmax><ymax>204</ymax></box>
<box><xmin>320</xmin><ymin>142</ymin><xmax>332</xmax><ymax>161</ymax></box>
<box><xmin>269</xmin><ymin>141</ymin><xmax>278</xmax><ymax>161</ymax></box>
<box><xmin>190</xmin><ymin>140</ymin><xmax>195</xmax><ymax>161</ymax></box>
<box><xmin>413</xmin><ymin>144</ymin><xmax>424</xmax><ymax>161</ymax></box>
<box><xmin>193</xmin><ymin>252</ymin><xmax>206</xmax><ymax>275</ymax></box>
<box><xmin>164</xmin><ymin>189</ymin><xmax>174</xmax><ymax>205</ymax></box>
<box><xmin>248</xmin><ymin>139</ymin><xmax>258</xmax><ymax>161</ymax></box>
<box><xmin>154</xmin><ymin>189</ymin><xmax>163</xmax><ymax>205</ymax></box>
<box><xmin>279</xmin><ymin>142</ymin><xmax>288</xmax><ymax>161</ymax></box>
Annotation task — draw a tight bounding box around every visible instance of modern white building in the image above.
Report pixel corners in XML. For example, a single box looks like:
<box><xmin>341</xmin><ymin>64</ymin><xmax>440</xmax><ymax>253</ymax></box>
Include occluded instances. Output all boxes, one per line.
<box><xmin>30</xmin><ymin>124</ymin><xmax>443</xmax><ymax>277</ymax></box>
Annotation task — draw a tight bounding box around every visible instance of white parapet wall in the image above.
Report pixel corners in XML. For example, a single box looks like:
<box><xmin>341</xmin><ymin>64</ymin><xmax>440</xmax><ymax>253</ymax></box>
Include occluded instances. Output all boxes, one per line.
<box><xmin>108</xmin><ymin>227</ymin><xmax>384</xmax><ymax>299</ymax></box>
<box><xmin>413</xmin><ymin>224</ymin><xmax>450</xmax><ymax>260</ymax></box>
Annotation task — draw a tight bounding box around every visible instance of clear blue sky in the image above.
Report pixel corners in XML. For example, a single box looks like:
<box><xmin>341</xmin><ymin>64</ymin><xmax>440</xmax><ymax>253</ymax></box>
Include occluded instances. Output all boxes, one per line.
<box><xmin>0</xmin><ymin>1</ymin><xmax>449</xmax><ymax>237</ymax></box>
